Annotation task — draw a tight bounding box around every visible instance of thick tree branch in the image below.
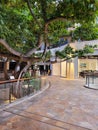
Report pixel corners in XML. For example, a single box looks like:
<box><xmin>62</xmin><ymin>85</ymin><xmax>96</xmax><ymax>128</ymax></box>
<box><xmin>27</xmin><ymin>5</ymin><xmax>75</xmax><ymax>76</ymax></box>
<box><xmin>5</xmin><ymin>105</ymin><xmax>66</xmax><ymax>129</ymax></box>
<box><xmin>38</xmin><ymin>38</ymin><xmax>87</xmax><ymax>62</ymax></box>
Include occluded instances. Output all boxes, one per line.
<box><xmin>46</xmin><ymin>16</ymin><xmax>68</xmax><ymax>25</ymax></box>
<box><xmin>39</xmin><ymin>0</ymin><xmax>47</xmax><ymax>22</ymax></box>
<box><xmin>42</xmin><ymin>24</ymin><xmax>48</xmax><ymax>57</ymax></box>
<box><xmin>0</xmin><ymin>39</ymin><xmax>42</xmax><ymax>60</ymax></box>
<box><xmin>25</xmin><ymin>34</ymin><xmax>42</xmax><ymax>56</ymax></box>
<box><xmin>0</xmin><ymin>52</ymin><xmax>41</xmax><ymax>62</ymax></box>
<box><xmin>26</xmin><ymin>0</ymin><xmax>42</xmax><ymax>28</ymax></box>
<box><xmin>0</xmin><ymin>39</ymin><xmax>23</xmax><ymax>57</ymax></box>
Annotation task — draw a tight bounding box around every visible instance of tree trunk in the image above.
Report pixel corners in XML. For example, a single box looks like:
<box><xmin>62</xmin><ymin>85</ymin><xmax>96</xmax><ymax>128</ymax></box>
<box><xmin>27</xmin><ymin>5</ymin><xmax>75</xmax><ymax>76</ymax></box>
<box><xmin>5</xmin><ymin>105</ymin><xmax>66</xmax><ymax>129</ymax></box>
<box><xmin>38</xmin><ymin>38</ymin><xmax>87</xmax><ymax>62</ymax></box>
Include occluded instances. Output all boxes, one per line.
<box><xmin>14</xmin><ymin>61</ymin><xmax>31</xmax><ymax>98</ymax></box>
<box><xmin>14</xmin><ymin>62</ymin><xmax>21</xmax><ymax>79</ymax></box>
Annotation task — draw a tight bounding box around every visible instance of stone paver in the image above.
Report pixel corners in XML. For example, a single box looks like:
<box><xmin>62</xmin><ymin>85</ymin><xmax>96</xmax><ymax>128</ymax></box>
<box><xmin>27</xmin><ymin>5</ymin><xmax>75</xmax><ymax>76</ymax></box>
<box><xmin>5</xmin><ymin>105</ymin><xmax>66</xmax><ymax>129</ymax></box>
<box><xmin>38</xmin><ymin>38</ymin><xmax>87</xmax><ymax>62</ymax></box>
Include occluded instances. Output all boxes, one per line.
<box><xmin>0</xmin><ymin>76</ymin><xmax>98</xmax><ymax>130</ymax></box>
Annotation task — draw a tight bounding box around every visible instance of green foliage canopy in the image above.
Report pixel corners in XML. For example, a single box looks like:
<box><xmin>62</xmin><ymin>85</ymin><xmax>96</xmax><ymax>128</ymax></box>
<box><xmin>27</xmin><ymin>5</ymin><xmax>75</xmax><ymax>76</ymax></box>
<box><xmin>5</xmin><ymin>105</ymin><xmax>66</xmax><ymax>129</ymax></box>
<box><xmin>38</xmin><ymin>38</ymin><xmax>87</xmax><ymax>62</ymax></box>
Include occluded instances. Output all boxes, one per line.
<box><xmin>56</xmin><ymin>44</ymin><xmax>97</xmax><ymax>60</ymax></box>
<box><xmin>0</xmin><ymin>0</ymin><xmax>98</xmax><ymax>54</ymax></box>
<box><xmin>73</xmin><ymin>23</ymin><xmax>98</xmax><ymax>41</ymax></box>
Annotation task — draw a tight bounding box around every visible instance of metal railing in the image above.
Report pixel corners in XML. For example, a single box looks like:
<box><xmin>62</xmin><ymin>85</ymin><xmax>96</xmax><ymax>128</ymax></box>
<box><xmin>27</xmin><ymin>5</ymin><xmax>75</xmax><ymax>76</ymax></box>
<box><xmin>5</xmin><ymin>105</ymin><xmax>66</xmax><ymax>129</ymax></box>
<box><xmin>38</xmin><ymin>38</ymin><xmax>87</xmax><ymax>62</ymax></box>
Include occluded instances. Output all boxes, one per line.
<box><xmin>84</xmin><ymin>72</ymin><xmax>98</xmax><ymax>90</ymax></box>
<box><xmin>0</xmin><ymin>77</ymin><xmax>48</xmax><ymax>105</ymax></box>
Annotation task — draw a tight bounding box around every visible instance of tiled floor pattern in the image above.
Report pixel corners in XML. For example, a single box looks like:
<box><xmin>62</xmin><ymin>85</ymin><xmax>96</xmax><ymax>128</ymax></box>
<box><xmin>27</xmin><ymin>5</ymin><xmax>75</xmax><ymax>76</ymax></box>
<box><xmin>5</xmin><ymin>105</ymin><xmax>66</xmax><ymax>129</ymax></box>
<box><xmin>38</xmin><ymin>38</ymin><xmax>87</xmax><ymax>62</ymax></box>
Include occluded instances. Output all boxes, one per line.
<box><xmin>0</xmin><ymin>76</ymin><xmax>98</xmax><ymax>130</ymax></box>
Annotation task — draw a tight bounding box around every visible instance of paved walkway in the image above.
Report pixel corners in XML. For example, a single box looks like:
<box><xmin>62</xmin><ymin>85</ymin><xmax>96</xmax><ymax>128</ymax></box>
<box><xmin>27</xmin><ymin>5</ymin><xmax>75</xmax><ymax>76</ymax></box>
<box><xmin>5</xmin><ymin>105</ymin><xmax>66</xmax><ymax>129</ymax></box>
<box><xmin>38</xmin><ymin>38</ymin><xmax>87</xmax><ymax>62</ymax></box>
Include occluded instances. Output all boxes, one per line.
<box><xmin>0</xmin><ymin>76</ymin><xmax>98</xmax><ymax>130</ymax></box>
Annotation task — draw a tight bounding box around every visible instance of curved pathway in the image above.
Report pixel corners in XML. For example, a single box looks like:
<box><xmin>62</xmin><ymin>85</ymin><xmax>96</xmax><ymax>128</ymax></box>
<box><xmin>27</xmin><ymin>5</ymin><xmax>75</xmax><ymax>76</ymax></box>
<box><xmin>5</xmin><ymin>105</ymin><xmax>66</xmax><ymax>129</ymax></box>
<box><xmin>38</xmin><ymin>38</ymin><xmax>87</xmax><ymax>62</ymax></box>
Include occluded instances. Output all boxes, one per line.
<box><xmin>0</xmin><ymin>76</ymin><xmax>98</xmax><ymax>130</ymax></box>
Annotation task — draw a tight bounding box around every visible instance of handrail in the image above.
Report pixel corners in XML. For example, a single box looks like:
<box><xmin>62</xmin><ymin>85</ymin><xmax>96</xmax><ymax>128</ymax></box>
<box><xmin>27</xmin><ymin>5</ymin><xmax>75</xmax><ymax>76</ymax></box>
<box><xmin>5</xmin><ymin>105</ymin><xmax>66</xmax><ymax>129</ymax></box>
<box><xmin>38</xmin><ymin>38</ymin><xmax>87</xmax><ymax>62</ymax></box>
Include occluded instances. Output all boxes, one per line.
<box><xmin>0</xmin><ymin>77</ymin><xmax>34</xmax><ymax>85</ymax></box>
<box><xmin>85</xmin><ymin>72</ymin><xmax>98</xmax><ymax>77</ymax></box>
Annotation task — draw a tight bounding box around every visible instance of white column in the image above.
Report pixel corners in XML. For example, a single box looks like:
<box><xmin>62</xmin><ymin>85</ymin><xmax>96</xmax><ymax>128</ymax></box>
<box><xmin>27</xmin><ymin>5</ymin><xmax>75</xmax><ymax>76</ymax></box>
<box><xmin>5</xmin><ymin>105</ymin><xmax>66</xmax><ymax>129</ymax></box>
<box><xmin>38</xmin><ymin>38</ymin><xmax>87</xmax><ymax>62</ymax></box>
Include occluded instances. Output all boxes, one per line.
<box><xmin>66</xmin><ymin>57</ymin><xmax>78</xmax><ymax>79</ymax></box>
<box><xmin>7</xmin><ymin>62</ymin><xmax>9</xmax><ymax>70</ymax></box>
